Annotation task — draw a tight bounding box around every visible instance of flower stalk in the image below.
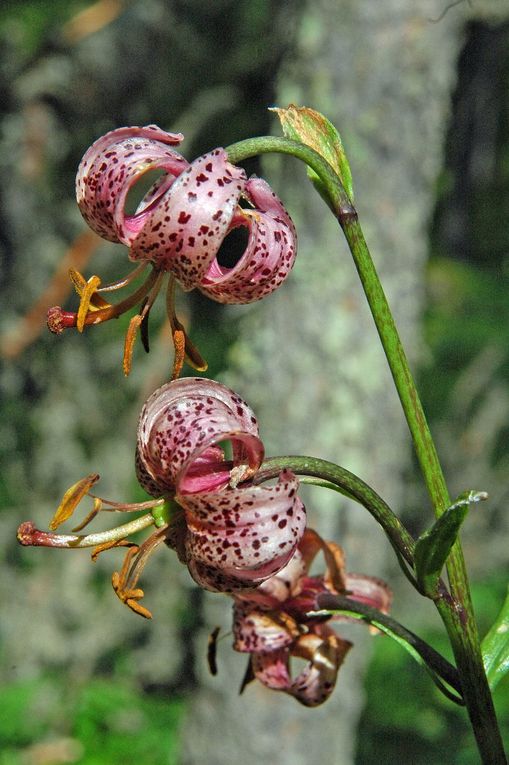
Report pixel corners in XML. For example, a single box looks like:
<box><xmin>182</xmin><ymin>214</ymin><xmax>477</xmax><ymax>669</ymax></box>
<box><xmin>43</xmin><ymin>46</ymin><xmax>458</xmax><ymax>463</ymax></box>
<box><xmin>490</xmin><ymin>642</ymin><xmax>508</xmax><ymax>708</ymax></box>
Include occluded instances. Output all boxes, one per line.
<box><xmin>226</xmin><ymin>134</ymin><xmax>506</xmax><ymax>763</ymax></box>
<box><xmin>338</xmin><ymin>200</ymin><xmax>505</xmax><ymax>765</ymax></box>
<box><xmin>257</xmin><ymin>455</ymin><xmax>415</xmax><ymax>570</ymax></box>
<box><xmin>316</xmin><ymin>593</ymin><xmax>463</xmax><ymax>703</ymax></box>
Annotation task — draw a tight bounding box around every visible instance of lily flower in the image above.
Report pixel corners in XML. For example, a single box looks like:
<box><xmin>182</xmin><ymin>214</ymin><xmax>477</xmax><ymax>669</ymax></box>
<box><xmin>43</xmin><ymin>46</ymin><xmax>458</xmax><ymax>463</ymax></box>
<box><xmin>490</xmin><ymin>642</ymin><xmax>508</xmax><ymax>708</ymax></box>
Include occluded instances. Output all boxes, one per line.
<box><xmin>49</xmin><ymin>125</ymin><xmax>297</xmax><ymax>376</ymax></box>
<box><xmin>17</xmin><ymin>378</ymin><xmax>306</xmax><ymax>617</ymax></box>
<box><xmin>230</xmin><ymin>528</ymin><xmax>392</xmax><ymax>706</ymax></box>
<box><xmin>136</xmin><ymin>377</ymin><xmax>306</xmax><ymax>592</ymax></box>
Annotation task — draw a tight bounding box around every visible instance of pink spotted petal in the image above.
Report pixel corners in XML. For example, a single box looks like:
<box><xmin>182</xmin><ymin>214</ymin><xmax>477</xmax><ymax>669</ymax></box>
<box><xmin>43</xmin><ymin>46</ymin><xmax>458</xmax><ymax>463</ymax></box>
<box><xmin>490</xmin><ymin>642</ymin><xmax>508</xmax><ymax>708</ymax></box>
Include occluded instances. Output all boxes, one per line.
<box><xmin>185</xmin><ymin>559</ymin><xmax>261</xmax><ymax>593</ymax></box>
<box><xmin>283</xmin><ymin>576</ymin><xmax>331</xmax><ymax>616</ymax></box>
<box><xmin>251</xmin><ymin>649</ymin><xmax>292</xmax><ymax>691</ymax></box>
<box><xmin>230</xmin><ymin>550</ymin><xmax>306</xmax><ymax>609</ymax></box>
<box><xmin>252</xmin><ymin>628</ymin><xmax>351</xmax><ymax>707</ymax></box>
<box><xmin>135</xmin><ymin>445</ymin><xmax>166</xmax><ymax>498</ymax></box>
<box><xmin>178</xmin><ymin>446</ymin><xmax>230</xmax><ymax>494</ymax></box>
<box><xmin>179</xmin><ymin>470</ymin><xmax>306</xmax><ymax>591</ymax></box>
<box><xmin>136</xmin><ymin>377</ymin><xmax>263</xmax><ymax>496</ymax></box>
<box><xmin>288</xmin><ymin>630</ymin><xmax>352</xmax><ymax>707</ymax></box>
<box><xmin>129</xmin><ymin>149</ymin><xmax>247</xmax><ymax>287</ymax></box>
<box><xmin>255</xmin><ymin>549</ymin><xmax>307</xmax><ymax>602</ymax></box>
<box><xmin>200</xmin><ymin>176</ymin><xmax>297</xmax><ymax>304</ymax></box>
<box><xmin>76</xmin><ymin>125</ymin><xmax>188</xmax><ymax>245</ymax></box>
<box><xmin>345</xmin><ymin>573</ymin><xmax>393</xmax><ymax>614</ymax></box>
<box><xmin>233</xmin><ymin>602</ymin><xmax>299</xmax><ymax>653</ymax></box>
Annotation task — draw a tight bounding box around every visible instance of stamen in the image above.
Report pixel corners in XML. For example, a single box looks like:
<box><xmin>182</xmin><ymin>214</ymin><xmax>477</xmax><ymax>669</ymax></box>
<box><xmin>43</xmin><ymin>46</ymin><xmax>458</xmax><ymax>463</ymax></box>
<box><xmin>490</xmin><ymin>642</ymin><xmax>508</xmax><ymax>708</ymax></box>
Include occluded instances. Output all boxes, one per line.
<box><xmin>229</xmin><ymin>463</ymin><xmax>255</xmax><ymax>487</ymax></box>
<box><xmin>72</xmin><ymin>496</ymin><xmax>102</xmax><ymax>532</ymax></box>
<box><xmin>207</xmin><ymin>626</ymin><xmax>221</xmax><ymax>675</ymax></box>
<box><xmin>77</xmin><ymin>275</ymin><xmax>103</xmax><ymax>332</ymax></box>
<box><xmin>166</xmin><ymin>276</ymin><xmax>208</xmax><ymax>374</ymax></box>
<box><xmin>49</xmin><ymin>473</ymin><xmax>100</xmax><ymax>530</ymax></box>
<box><xmin>123</xmin><ymin>314</ymin><xmax>143</xmax><ymax>376</ymax></box>
<box><xmin>171</xmin><ymin>329</ymin><xmax>186</xmax><ymax>380</ymax></box>
<box><xmin>50</xmin><ymin>476</ymin><xmax>165</xmax><ymax>532</ymax></box>
<box><xmin>91</xmin><ymin>538</ymin><xmax>135</xmax><ymax>561</ymax></box>
<box><xmin>140</xmin><ymin>301</ymin><xmax>150</xmax><ymax>352</ymax></box>
<box><xmin>239</xmin><ymin>658</ymin><xmax>255</xmax><ymax>694</ymax></box>
<box><xmin>111</xmin><ymin>545</ymin><xmax>151</xmax><ymax>618</ymax></box>
<box><xmin>69</xmin><ymin>269</ymin><xmax>110</xmax><ymax>309</ymax></box>
<box><xmin>86</xmin><ymin>495</ymin><xmax>166</xmax><ymax>512</ymax></box>
<box><xmin>127</xmin><ymin>599</ymin><xmax>153</xmax><ymax>619</ymax></box>
<box><xmin>111</xmin><ymin>526</ymin><xmax>169</xmax><ymax>619</ymax></box>
<box><xmin>48</xmin><ymin>267</ymin><xmax>161</xmax><ymax>333</ymax></box>
<box><xmin>122</xmin><ymin>272</ymin><xmax>164</xmax><ymax>376</ymax></box>
<box><xmin>97</xmin><ymin>263</ymin><xmax>148</xmax><ymax>293</ymax></box>
<box><xmin>122</xmin><ymin>526</ymin><xmax>168</xmax><ymax>592</ymax></box>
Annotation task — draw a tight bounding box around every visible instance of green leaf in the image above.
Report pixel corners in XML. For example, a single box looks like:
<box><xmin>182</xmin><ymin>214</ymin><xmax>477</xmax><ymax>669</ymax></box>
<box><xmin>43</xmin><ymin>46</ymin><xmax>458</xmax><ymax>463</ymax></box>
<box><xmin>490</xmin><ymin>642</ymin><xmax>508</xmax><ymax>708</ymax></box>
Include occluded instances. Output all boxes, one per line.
<box><xmin>271</xmin><ymin>105</ymin><xmax>354</xmax><ymax>202</ymax></box>
<box><xmin>414</xmin><ymin>490</ymin><xmax>487</xmax><ymax>595</ymax></box>
<box><xmin>482</xmin><ymin>586</ymin><xmax>509</xmax><ymax>691</ymax></box>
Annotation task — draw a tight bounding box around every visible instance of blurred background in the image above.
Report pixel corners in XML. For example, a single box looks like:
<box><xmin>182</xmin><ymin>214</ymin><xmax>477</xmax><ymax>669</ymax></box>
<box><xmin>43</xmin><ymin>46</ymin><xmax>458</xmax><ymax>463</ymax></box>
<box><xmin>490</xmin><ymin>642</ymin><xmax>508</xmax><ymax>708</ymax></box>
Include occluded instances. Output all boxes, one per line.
<box><xmin>0</xmin><ymin>1</ymin><xmax>508</xmax><ymax>763</ymax></box>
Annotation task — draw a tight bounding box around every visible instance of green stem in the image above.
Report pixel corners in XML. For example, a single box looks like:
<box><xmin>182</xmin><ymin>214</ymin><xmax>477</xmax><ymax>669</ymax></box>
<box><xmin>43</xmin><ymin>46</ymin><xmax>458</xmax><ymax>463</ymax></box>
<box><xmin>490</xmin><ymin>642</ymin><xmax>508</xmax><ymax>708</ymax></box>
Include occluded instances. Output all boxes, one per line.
<box><xmin>226</xmin><ymin>135</ymin><xmax>506</xmax><ymax>763</ymax></box>
<box><xmin>227</xmin><ymin>137</ymin><xmax>352</xmax><ymax>216</ymax></box>
<box><xmin>338</xmin><ymin>209</ymin><xmax>505</xmax><ymax>765</ymax></box>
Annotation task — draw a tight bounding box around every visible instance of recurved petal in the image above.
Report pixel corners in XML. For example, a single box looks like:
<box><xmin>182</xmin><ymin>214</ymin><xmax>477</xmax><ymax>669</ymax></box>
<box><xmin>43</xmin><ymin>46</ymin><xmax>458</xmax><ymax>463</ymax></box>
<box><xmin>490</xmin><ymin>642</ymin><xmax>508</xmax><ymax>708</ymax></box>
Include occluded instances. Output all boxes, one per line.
<box><xmin>76</xmin><ymin>125</ymin><xmax>187</xmax><ymax>245</ymax></box>
<box><xmin>250</xmin><ymin>648</ymin><xmax>292</xmax><ymax>691</ymax></box>
<box><xmin>345</xmin><ymin>573</ymin><xmax>393</xmax><ymax>614</ymax></box>
<box><xmin>287</xmin><ymin>629</ymin><xmax>352</xmax><ymax>706</ymax></box>
<box><xmin>233</xmin><ymin>603</ymin><xmax>299</xmax><ymax>653</ymax></box>
<box><xmin>252</xmin><ymin>627</ymin><xmax>351</xmax><ymax>706</ymax></box>
<box><xmin>135</xmin><ymin>445</ymin><xmax>165</xmax><ymax>498</ymax></box>
<box><xmin>199</xmin><ymin>176</ymin><xmax>297</xmax><ymax>304</ymax></box>
<box><xmin>185</xmin><ymin>559</ymin><xmax>258</xmax><ymax>593</ymax></box>
<box><xmin>256</xmin><ymin>548</ymin><xmax>307</xmax><ymax>602</ymax></box>
<box><xmin>129</xmin><ymin>149</ymin><xmax>247</xmax><ymax>287</ymax></box>
<box><xmin>232</xmin><ymin>550</ymin><xmax>306</xmax><ymax>610</ymax></box>
<box><xmin>136</xmin><ymin>377</ymin><xmax>262</xmax><ymax>496</ymax></box>
<box><xmin>180</xmin><ymin>470</ymin><xmax>306</xmax><ymax>591</ymax></box>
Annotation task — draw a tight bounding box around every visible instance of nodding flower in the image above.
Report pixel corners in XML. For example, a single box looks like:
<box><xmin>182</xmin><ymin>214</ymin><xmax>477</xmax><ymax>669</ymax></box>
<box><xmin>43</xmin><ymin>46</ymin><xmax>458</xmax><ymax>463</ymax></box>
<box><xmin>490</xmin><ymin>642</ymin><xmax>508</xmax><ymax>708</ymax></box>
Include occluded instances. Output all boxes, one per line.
<box><xmin>135</xmin><ymin>377</ymin><xmax>306</xmax><ymax>593</ymax></box>
<box><xmin>49</xmin><ymin>125</ymin><xmax>297</xmax><ymax>376</ymax></box>
<box><xmin>230</xmin><ymin>528</ymin><xmax>392</xmax><ymax>707</ymax></box>
<box><xmin>17</xmin><ymin>378</ymin><xmax>306</xmax><ymax>618</ymax></box>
